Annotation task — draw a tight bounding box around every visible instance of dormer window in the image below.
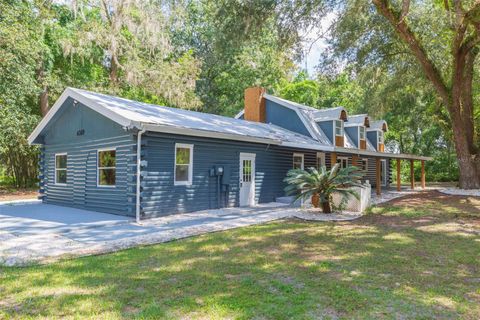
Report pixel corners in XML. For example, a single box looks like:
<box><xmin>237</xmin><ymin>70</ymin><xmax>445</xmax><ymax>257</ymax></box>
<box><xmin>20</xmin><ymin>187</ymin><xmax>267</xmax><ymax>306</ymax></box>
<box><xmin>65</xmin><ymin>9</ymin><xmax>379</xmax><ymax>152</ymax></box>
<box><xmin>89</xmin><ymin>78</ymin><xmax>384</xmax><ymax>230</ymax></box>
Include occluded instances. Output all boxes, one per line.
<box><xmin>378</xmin><ymin>131</ymin><xmax>384</xmax><ymax>145</ymax></box>
<box><xmin>335</xmin><ymin>120</ymin><xmax>344</xmax><ymax>137</ymax></box>
<box><xmin>359</xmin><ymin>126</ymin><xmax>366</xmax><ymax>140</ymax></box>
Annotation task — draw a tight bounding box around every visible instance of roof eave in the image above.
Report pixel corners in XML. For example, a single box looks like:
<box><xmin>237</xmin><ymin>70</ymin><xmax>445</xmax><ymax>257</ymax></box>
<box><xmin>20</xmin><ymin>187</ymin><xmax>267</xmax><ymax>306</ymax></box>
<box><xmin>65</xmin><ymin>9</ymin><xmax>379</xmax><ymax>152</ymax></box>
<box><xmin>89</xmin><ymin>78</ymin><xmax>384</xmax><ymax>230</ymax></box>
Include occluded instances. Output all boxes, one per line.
<box><xmin>333</xmin><ymin>147</ymin><xmax>432</xmax><ymax>161</ymax></box>
<box><xmin>141</xmin><ymin>123</ymin><xmax>282</xmax><ymax>145</ymax></box>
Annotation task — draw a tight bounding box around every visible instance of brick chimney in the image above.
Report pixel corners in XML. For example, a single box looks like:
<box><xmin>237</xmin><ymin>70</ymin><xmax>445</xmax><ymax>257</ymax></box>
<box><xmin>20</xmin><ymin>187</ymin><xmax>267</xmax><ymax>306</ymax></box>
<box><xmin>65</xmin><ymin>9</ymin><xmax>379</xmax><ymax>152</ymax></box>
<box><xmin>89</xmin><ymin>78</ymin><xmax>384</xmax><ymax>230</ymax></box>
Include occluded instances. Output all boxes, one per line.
<box><xmin>244</xmin><ymin>87</ymin><xmax>266</xmax><ymax>122</ymax></box>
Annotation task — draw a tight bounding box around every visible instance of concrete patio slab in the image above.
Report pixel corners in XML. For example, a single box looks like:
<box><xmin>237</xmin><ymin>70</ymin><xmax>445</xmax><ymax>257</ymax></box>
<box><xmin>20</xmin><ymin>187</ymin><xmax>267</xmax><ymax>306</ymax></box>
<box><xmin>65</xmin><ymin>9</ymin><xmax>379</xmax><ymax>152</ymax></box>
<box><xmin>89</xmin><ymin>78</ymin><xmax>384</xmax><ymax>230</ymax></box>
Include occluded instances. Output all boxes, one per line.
<box><xmin>0</xmin><ymin>203</ymin><xmax>131</xmax><ymax>236</ymax></box>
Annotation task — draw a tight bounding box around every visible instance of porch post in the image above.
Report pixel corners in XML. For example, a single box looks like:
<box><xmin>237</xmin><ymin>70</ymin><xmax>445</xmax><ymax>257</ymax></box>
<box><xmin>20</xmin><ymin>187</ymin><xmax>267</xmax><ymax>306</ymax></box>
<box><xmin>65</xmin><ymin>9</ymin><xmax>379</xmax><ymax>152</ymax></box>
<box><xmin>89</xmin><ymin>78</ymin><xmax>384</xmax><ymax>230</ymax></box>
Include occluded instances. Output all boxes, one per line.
<box><xmin>351</xmin><ymin>155</ymin><xmax>358</xmax><ymax>167</ymax></box>
<box><xmin>410</xmin><ymin>159</ymin><xmax>415</xmax><ymax>189</ymax></box>
<box><xmin>396</xmin><ymin>159</ymin><xmax>401</xmax><ymax>191</ymax></box>
<box><xmin>331</xmin><ymin>152</ymin><xmax>337</xmax><ymax>169</ymax></box>
<box><xmin>421</xmin><ymin>160</ymin><xmax>426</xmax><ymax>189</ymax></box>
<box><xmin>376</xmin><ymin>158</ymin><xmax>381</xmax><ymax>195</ymax></box>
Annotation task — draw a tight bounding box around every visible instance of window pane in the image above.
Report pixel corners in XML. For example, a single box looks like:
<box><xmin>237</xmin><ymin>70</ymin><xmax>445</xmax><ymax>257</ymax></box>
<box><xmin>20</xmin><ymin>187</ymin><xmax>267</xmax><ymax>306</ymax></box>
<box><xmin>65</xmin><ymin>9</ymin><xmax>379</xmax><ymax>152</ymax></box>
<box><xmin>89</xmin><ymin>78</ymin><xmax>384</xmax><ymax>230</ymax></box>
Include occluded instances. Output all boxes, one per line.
<box><xmin>360</xmin><ymin>127</ymin><xmax>365</xmax><ymax>139</ymax></box>
<box><xmin>99</xmin><ymin>168</ymin><xmax>116</xmax><ymax>185</ymax></box>
<box><xmin>99</xmin><ymin>150</ymin><xmax>116</xmax><ymax>167</ymax></box>
<box><xmin>56</xmin><ymin>170</ymin><xmax>66</xmax><ymax>184</ymax></box>
<box><xmin>335</xmin><ymin>121</ymin><xmax>343</xmax><ymax>136</ymax></box>
<box><xmin>293</xmin><ymin>156</ymin><xmax>303</xmax><ymax>169</ymax></box>
<box><xmin>175</xmin><ymin>164</ymin><xmax>189</xmax><ymax>182</ymax></box>
<box><xmin>176</xmin><ymin>148</ymin><xmax>190</xmax><ymax>165</ymax></box>
<box><xmin>56</xmin><ymin>155</ymin><xmax>67</xmax><ymax>169</ymax></box>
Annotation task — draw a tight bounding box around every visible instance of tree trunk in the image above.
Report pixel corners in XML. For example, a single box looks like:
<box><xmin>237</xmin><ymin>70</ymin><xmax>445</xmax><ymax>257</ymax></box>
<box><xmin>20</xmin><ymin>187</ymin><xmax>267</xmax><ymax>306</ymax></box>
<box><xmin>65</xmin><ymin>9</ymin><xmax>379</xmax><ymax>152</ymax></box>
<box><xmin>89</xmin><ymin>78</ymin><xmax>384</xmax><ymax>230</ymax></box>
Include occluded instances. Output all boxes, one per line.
<box><xmin>321</xmin><ymin>201</ymin><xmax>332</xmax><ymax>214</ymax></box>
<box><xmin>450</xmin><ymin>98</ymin><xmax>480</xmax><ymax>189</ymax></box>
<box><xmin>372</xmin><ymin>0</ymin><xmax>480</xmax><ymax>189</ymax></box>
<box><xmin>39</xmin><ymin>87</ymin><xmax>49</xmax><ymax>116</ymax></box>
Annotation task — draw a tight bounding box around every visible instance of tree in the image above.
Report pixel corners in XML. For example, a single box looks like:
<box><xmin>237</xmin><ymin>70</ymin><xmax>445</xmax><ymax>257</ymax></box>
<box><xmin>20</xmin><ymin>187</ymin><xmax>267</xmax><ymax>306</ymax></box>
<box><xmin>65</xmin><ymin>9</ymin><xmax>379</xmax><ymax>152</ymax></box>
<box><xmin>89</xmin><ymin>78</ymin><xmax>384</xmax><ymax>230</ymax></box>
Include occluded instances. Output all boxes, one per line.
<box><xmin>0</xmin><ymin>0</ymin><xmax>42</xmax><ymax>187</ymax></box>
<box><xmin>370</xmin><ymin>0</ymin><xmax>480</xmax><ymax>188</ymax></box>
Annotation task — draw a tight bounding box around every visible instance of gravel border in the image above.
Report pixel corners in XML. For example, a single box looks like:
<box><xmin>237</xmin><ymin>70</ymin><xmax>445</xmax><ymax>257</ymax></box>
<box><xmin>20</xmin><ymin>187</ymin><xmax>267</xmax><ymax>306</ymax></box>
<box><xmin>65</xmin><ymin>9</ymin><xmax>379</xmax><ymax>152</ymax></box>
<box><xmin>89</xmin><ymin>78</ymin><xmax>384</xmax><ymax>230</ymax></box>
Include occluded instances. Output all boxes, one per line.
<box><xmin>438</xmin><ymin>188</ymin><xmax>480</xmax><ymax>197</ymax></box>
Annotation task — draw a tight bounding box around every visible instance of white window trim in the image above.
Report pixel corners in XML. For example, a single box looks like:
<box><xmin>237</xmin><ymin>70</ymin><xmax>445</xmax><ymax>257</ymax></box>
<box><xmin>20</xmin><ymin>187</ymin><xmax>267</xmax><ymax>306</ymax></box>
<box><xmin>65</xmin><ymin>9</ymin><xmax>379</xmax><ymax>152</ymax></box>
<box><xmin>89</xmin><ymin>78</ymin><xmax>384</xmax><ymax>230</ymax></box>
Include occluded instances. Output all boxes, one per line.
<box><xmin>334</xmin><ymin>120</ymin><xmax>344</xmax><ymax>137</ymax></box>
<box><xmin>316</xmin><ymin>152</ymin><xmax>326</xmax><ymax>169</ymax></box>
<box><xmin>337</xmin><ymin>156</ymin><xmax>349</xmax><ymax>169</ymax></box>
<box><xmin>54</xmin><ymin>153</ymin><xmax>67</xmax><ymax>185</ymax></box>
<box><xmin>359</xmin><ymin>126</ymin><xmax>366</xmax><ymax>141</ymax></box>
<box><xmin>97</xmin><ymin>148</ymin><xmax>117</xmax><ymax>188</ymax></box>
<box><xmin>377</xmin><ymin>130</ymin><xmax>384</xmax><ymax>146</ymax></box>
<box><xmin>293</xmin><ymin>153</ymin><xmax>304</xmax><ymax>170</ymax></box>
<box><xmin>174</xmin><ymin>143</ymin><xmax>194</xmax><ymax>186</ymax></box>
<box><xmin>381</xmin><ymin>159</ymin><xmax>387</xmax><ymax>186</ymax></box>
<box><xmin>361</xmin><ymin>158</ymin><xmax>368</xmax><ymax>171</ymax></box>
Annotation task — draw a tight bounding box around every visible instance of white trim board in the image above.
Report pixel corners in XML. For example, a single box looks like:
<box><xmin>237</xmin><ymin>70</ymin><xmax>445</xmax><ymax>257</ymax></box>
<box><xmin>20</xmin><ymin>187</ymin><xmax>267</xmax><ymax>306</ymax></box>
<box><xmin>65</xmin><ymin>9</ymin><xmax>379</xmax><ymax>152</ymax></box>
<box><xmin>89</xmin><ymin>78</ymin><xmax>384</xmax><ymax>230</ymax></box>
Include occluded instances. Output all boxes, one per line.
<box><xmin>174</xmin><ymin>143</ymin><xmax>194</xmax><ymax>186</ymax></box>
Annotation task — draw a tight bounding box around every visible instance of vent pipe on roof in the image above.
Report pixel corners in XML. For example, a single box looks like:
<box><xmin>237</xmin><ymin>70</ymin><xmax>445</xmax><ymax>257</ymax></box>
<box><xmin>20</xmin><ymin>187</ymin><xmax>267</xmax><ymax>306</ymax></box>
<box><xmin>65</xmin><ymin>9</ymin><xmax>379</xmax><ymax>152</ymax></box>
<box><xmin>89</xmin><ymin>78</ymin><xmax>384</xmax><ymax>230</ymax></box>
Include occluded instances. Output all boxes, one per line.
<box><xmin>244</xmin><ymin>87</ymin><xmax>266</xmax><ymax>123</ymax></box>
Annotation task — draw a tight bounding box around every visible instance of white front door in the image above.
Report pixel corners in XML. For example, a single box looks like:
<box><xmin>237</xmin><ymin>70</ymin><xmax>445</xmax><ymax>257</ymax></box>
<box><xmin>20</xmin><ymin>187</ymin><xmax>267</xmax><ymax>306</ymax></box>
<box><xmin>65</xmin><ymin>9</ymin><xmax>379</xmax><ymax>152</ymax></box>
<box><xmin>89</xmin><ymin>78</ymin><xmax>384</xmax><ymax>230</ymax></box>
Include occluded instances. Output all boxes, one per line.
<box><xmin>380</xmin><ymin>159</ymin><xmax>387</xmax><ymax>186</ymax></box>
<box><xmin>239</xmin><ymin>153</ymin><xmax>256</xmax><ymax>206</ymax></box>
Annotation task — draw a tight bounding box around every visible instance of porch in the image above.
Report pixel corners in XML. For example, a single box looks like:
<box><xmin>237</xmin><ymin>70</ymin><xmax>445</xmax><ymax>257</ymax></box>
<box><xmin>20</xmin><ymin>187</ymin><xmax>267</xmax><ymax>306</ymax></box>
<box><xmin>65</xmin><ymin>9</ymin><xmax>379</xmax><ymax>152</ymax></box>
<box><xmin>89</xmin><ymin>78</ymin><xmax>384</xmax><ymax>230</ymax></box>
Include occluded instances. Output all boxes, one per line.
<box><xmin>329</xmin><ymin>151</ymin><xmax>429</xmax><ymax>196</ymax></box>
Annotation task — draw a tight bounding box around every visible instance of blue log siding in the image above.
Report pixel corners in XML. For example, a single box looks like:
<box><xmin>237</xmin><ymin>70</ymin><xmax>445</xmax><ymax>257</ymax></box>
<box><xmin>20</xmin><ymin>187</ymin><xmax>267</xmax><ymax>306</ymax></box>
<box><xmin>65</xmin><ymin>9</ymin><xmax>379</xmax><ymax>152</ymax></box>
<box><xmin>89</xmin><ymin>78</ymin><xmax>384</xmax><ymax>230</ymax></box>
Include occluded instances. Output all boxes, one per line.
<box><xmin>265</xmin><ymin>99</ymin><xmax>313</xmax><ymax>138</ymax></box>
<box><xmin>37</xmin><ymin>97</ymin><xmax>393</xmax><ymax>218</ymax></box>
<box><xmin>40</xmin><ymin>100</ymin><xmax>137</xmax><ymax>216</ymax></box>
<box><xmin>140</xmin><ymin>132</ymin><xmax>318</xmax><ymax>218</ymax></box>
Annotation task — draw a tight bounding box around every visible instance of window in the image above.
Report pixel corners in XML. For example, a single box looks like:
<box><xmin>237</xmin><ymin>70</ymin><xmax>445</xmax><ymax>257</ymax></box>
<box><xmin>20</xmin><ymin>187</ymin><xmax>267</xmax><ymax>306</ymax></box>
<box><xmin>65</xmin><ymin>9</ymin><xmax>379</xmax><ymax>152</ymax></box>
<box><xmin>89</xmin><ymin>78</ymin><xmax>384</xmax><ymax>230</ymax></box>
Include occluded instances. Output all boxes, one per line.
<box><xmin>242</xmin><ymin>159</ymin><xmax>252</xmax><ymax>182</ymax></box>
<box><xmin>377</xmin><ymin>131</ymin><xmax>384</xmax><ymax>145</ymax></box>
<box><xmin>361</xmin><ymin>159</ymin><xmax>368</xmax><ymax>171</ymax></box>
<box><xmin>98</xmin><ymin>149</ymin><xmax>116</xmax><ymax>187</ymax></box>
<box><xmin>55</xmin><ymin>154</ymin><xmax>67</xmax><ymax>184</ymax></box>
<box><xmin>359</xmin><ymin>126</ymin><xmax>366</xmax><ymax>140</ymax></box>
<box><xmin>337</xmin><ymin>156</ymin><xmax>348</xmax><ymax>169</ymax></box>
<box><xmin>335</xmin><ymin>120</ymin><xmax>344</xmax><ymax>137</ymax></box>
<box><xmin>316</xmin><ymin>152</ymin><xmax>326</xmax><ymax>170</ymax></box>
<box><xmin>175</xmin><ymin>143</ymin><xmax>193</xmax><ymax>185</ymax></box>
<box><xmin>293</xmin><ymin>153</ymin><xmax>304</xmax><ymax>170</ymax></box>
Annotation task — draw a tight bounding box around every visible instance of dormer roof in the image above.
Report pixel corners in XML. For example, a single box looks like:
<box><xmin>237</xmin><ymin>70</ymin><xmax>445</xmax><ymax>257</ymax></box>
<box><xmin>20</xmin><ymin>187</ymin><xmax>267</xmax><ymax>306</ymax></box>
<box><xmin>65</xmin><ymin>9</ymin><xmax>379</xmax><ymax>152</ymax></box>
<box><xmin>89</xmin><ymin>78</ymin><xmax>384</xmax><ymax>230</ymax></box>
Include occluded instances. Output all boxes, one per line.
<box><xmin>347</xmin><ymin>114</ymin><xmax>370</xmax><ymax>127</ymax></box>
<box><xmin>369</xmin><ymin>120</ymin><xmax>388</xmax><ymax>132</ymax></box>
<box><xmin>313</xmin><ymin>107</ymin><xmax>348</xmax><ymax>121</ymax></box>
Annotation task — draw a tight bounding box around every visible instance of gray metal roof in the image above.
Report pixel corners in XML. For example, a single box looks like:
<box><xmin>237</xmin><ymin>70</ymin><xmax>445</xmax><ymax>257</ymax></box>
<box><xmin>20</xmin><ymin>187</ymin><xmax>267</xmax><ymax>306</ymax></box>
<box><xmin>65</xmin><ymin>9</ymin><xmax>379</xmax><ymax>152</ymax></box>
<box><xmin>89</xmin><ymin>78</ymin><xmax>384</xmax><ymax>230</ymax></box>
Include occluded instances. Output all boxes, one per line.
<box><xmin>45</xmin><ymin>88</ymin><xmax>332</xmax><ymax>147</ymax></box>
<box><xmin>28</xmin><ymin>87</ymin><xmax>430</xmax><ymax>160</ymax></box>
<box><xmin>347</xmin><ymin>114</ymin><xmax>369</xmax><ymax>127</ymax></box>
<box><xmin>369</xmin><ymin>120</ymin><xmax>388</xmax><ymax>132</ymax></box>
<box><xmin>311</xmin><ymin>107</ymin><xmax>347</xmax><ymax>121</ymax></box>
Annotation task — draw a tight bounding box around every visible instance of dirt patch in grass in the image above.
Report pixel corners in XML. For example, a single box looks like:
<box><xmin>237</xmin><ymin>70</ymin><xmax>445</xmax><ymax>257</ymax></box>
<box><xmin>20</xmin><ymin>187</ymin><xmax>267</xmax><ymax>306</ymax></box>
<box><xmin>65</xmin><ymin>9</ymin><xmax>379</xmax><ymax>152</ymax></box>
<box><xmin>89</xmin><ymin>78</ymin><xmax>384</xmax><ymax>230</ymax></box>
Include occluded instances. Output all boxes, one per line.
<box><xmin>0</xmin><ymin>191</ymin><xmax>479</xmax><ymax>319</ymax></box>
<box><xmin>364</xmin><ymin>190</ymin><xmax>480</xmax><ymax>227</ymax></box>
<box><xmin>0</xmin><ymin>187</ymin><xmax>37</xmax><ymax>202</ymax></box>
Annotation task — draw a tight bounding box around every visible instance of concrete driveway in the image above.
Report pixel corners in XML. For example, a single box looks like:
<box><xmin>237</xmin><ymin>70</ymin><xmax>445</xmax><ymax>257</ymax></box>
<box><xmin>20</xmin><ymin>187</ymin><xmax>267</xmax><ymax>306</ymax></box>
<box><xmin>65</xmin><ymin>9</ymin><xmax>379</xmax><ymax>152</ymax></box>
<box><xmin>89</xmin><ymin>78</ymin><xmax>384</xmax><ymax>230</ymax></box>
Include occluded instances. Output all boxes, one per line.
<box><xmin>0</xmin><ymin>202</ymin><xmax>295</xmax><ymax>266</ymax></box>
<box><xmin>0</xmin><ymin>202</ymin><xmax>131</xmax><ymax>236</ymax></box>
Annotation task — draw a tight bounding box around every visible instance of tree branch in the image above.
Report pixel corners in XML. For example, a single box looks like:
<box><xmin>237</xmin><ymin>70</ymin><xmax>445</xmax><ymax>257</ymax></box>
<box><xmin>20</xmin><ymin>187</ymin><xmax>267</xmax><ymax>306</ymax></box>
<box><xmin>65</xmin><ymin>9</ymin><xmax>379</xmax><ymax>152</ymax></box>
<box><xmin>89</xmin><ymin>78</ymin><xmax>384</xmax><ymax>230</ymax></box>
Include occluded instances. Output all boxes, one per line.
<box><xmin>372</xmin><ymin>0</ymin><xmax>451</xmax><ymax>108</ymax></box>
<box><xmin>399</xmin><ymin>0</ymin><xmax>410</xmax><ymax>22</ymax></box>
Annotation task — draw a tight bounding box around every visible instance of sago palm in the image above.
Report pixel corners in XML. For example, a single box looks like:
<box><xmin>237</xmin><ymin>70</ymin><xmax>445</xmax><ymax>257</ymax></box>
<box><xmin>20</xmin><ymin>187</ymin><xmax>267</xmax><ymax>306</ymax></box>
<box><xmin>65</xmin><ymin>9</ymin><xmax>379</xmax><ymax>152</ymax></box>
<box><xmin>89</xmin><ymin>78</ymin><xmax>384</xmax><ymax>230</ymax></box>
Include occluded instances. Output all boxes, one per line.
<box><xmin>284</xmin><ymin>164</ymin><xmax>365</xmax><ymax>213</ymax></box>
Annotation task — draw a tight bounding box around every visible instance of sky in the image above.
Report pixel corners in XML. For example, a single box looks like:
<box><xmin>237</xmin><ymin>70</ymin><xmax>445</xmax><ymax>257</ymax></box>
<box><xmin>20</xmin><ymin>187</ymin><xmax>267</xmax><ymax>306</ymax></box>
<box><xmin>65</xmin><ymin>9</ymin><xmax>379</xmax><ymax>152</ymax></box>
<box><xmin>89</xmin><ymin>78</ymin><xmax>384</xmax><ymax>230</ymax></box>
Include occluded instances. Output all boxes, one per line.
<box><xmin>299</xmin><ymin>12</ymin><xmax>336</xmax><ymax>77</ymax></box>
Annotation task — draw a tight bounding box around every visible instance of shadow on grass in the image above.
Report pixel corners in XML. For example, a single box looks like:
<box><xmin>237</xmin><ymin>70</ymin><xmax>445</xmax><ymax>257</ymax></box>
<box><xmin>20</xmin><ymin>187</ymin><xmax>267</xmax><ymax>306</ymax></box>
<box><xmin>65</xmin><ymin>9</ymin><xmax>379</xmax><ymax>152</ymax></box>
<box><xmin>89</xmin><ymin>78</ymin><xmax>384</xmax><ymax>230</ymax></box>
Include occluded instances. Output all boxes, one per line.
<box><xmin>1</xmin><ymin>191</ymin><xmax>479</xmax><ymax>319</ymax></box>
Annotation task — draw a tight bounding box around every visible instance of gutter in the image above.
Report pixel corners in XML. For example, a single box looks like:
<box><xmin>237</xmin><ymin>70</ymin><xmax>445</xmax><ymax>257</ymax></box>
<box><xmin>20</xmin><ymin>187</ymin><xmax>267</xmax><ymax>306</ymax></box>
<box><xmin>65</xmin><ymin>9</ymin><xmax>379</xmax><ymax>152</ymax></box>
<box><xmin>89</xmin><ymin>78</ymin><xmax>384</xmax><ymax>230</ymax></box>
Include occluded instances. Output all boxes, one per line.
<box><xmin>136</xmin><ymin>126</ymin><xmax>147</xmax><ymax>224</ymax></box>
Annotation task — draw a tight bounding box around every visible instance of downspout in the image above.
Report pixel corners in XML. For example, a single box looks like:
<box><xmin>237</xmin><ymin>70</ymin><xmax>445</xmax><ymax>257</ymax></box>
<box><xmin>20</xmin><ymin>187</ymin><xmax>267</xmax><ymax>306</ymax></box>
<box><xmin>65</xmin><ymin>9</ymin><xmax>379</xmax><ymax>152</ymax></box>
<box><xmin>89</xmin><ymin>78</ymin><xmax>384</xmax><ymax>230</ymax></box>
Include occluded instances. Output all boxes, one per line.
<box><xmin>136</xmin><ymin>127</ymin><xmax>146</xmax><ymax>224</ymax></box>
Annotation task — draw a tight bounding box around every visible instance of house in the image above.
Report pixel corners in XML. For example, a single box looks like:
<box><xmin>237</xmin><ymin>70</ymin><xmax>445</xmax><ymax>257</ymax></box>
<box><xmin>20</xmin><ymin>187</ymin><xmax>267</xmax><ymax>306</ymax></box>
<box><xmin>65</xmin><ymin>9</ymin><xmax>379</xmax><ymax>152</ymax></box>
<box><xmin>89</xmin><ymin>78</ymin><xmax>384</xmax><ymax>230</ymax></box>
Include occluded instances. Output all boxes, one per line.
<box><xmin>28</xmin><ymin>87</ymin><xmax>430</xmax><ymax>221</ymax></box>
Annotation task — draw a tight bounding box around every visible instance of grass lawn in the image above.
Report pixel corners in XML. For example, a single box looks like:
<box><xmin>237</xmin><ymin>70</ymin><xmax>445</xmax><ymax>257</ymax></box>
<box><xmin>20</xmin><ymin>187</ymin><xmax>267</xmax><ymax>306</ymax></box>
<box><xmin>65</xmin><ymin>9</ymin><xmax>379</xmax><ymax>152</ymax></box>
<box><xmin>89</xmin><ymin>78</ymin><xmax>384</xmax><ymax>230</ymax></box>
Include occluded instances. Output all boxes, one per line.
<box><xmin>0</xmin><ymin>191</ymin><xmax>479</xmax><ymax>319</ymax></box>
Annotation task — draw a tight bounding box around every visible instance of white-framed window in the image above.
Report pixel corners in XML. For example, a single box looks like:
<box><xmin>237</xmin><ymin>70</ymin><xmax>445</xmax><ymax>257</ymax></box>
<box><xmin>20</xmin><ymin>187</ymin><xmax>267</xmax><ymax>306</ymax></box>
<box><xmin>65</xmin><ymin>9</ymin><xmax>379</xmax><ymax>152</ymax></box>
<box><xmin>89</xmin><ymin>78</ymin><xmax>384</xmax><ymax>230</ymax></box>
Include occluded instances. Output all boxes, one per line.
<box><xmin>174</xmin><ymin>143</ymin><xmax>193</xmax><ymax>185</ymax></box>
<box><xmin>337</xmin><ymin>156</ymin><xmax>348</xmax><ymax>169</ymax></box>
<box><xmin>335</xmin><ymin>120</ymin><xmax>344</xmax><ymax>137</ymax></box>
<box><xmin>97</xmin><ymin>148</ymin><xmax>116</xmax><ymax>187</ymax></box>
<box><xmin>359</xmin><ymin>126</ymin><xmax>366</xmax><ymax>140</ymax></box>
<box><xmin>377</xmin><ymin>130</ymin><xmax>384</xmax><ymax>145</ymax></box>
<box><xmin>55</xmin><ymin>153</ymin><xmax>67</xmax><ymax>185</ymax></box>
<box><xmin>361</xmin><ymin>158</ymin><xmax>368</xmax><ymax>171</ymax></box>
<box><xmin>293</xmin><ymin>153</ymin><xmax>304</xmax><ymax>170</ymax></box>
<box><xmin>316</xmin><ymin>152</ymin><xmax>326</xmax><ymax>170</ymax></box>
